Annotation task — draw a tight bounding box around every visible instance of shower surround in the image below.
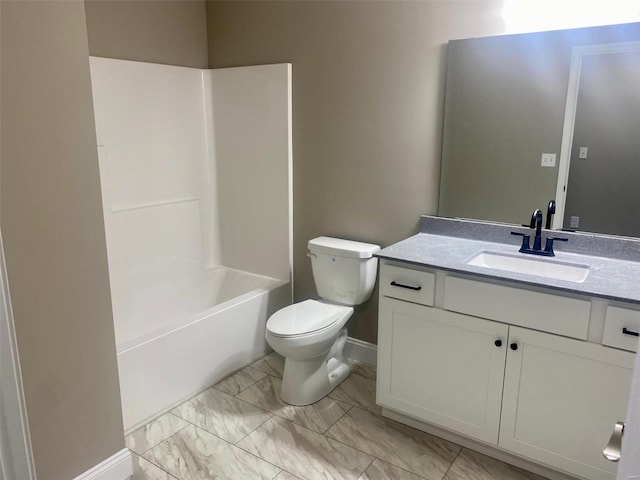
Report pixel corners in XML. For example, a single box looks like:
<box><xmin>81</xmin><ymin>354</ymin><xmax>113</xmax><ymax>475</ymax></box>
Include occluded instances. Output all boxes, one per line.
<box><xmin>90</xmin><ymin>57</ymin><xmax>292</xmax><ymax>431</ymax></box>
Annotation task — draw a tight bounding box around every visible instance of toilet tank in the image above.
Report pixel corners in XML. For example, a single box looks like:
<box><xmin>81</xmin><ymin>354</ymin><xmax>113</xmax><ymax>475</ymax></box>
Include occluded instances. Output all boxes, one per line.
<box><xmin>308</xmin><ymin>237</ymin><xmax>381</xmax><ymax>306</ymax></box>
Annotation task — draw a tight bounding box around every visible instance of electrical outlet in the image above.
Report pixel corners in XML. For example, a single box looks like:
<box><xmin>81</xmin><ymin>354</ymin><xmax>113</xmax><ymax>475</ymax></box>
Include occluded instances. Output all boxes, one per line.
<box><xmin>541</xmin><ymin>153</ymin><xmax>556</xmax><ymax>167</ymax></box>
<box><xmin>570</xmin><ymin>216</ymin><xmax>580</xmax><ymax>228</ymax></box>
<box><xmin>579</xmin><ymin>147</ymin><xmax>588</xmax><ymax>159</ymax></box>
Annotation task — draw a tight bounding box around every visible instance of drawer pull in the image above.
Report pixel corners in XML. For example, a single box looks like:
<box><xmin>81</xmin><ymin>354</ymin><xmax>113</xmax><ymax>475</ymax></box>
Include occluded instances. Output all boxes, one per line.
<box><xmin>603</xmin><ymin>421</ymin><xmax>625</xmax><ymax>462</ymax></box>
<box><xmin>494</xmin><ymin>340</ymin><xmax>503</xmax><ymax>347</ymax></box>
<box><xmin>510</xmin><ymin>343</ymin><xmax>518</xmax><ymax>351</ymax></box>
<box><xmin>622</xmin><ymin>327</ymin><xmax>639</xmax><ymax>337</ymax></box>
<box><xmin>390</xmin><ymin>281</ymin><xmax>422</xmax><ymax>291</ymax></box>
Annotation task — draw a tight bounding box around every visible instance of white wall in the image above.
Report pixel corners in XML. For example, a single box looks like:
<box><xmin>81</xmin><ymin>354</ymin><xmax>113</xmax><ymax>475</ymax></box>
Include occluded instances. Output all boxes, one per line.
<box><xmin>90</xmin><ymin>57</ymin><xmax>213</xmax><ymax>346</ymax></box>
<box><xmin>207</xmin><ymin>64</ymin><xmax>292</xmax><ymax>282</ymax></box>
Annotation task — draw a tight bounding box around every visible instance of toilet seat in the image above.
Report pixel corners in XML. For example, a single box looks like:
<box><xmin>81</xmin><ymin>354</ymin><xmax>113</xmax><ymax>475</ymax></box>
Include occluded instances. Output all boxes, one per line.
<box><xmin>266</xmin><ymin>299</ymin><xmax>350</xmax><ymax>337</ymax></box>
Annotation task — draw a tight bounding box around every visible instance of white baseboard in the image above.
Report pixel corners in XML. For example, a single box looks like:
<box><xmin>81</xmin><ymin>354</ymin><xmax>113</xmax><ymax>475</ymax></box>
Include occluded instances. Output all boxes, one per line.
<box><xmin>72</xmin><ymin>448</ymin><xmax>132</xmax><ymax>480</ymax></box>
<box><xmin>344</xmin><ymin>337</ymin><xmax>377</xmax><ymax>365</ymax></box>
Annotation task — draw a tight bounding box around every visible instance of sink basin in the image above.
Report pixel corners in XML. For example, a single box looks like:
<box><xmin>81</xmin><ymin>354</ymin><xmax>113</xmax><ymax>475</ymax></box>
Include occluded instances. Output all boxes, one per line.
<box><xmin>467</xmin><ymin>251</ymin><xmax>590</xmax><ymax>283</ymax></box>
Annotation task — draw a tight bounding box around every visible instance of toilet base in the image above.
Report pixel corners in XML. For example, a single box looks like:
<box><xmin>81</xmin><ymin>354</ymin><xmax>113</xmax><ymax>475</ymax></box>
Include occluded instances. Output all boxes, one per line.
<box><xmin>280</xmin><ymin>328</ymin><xmax>350</xmax><ymax>405</ymax></box>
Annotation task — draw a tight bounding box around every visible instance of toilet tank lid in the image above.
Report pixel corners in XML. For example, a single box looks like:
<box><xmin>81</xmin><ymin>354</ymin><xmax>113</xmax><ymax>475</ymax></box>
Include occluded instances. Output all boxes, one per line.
<box><xmin>308</xmin><ymin>237</ymin><xmax>380</xmax><ymax>259</ymax></box>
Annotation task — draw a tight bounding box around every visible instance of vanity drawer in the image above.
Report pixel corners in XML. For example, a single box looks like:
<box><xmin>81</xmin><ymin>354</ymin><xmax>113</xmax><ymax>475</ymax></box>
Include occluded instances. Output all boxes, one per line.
<box><xmin>602</xmin><ymin>306</ymin><xmax>640</xmax><ymax>352</ymax></box>
<box><xmin>380</xmin><ymin>264</ymin><xmax>435</xmax><ymax>306</ymax></box>
<box><xmin>443</xmin><ymin>276</ymin><xmax>591</xmax><ymax>340</ymax></box>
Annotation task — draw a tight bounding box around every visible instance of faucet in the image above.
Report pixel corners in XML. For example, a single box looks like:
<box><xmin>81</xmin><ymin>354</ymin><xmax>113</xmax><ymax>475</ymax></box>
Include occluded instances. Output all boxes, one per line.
<box><xmin>511</xmin><ymin>207</ymin><xmax>568</xmax><ymax>256</ymax></box>
<box><xmin>546</xmin><ymin>200</ymin><xmax>556</xmax><ymax>229</ymax></box>
<box><xmin>530</xmin><ymin>209</ymin><xmax>543</xmax><ymax>251</ymax></box>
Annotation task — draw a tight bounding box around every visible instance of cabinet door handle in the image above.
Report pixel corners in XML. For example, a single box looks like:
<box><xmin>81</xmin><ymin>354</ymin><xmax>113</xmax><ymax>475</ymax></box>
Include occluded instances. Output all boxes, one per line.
<box><xmin>622</xmin><ymin>327</ymin><xmax>639</xmax><ymax>337</ymax></box>
<box><xmin>510</xmin><ymin>343</ymin><xmax>518</xmax><ymax>351</ymax></box>
<box><xmin>603</xmin><ymin>421</ymin><xmax>625</xmax><ymax>462</ymax></box>
<box><xmin>390</xmin><ymin>281</ymin><xmax>422</xmax><ymax>291</ymax></box>
<box><xmin>494</xmin><ymin>340</ymin><xmax>502</xmax><ymax>347</ymax></box>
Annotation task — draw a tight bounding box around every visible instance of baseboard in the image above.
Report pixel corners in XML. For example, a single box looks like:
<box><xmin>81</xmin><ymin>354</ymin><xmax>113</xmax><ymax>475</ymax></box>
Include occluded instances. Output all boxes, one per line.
<box><xmin>72</xmin><ymin>448</ymin><xmax>132</xmax><ymax>480</ymax></box>
<box><xmin>344</xmin><ymin>337</ymin><xmax>377</xmax><ymax>365</ymax></box>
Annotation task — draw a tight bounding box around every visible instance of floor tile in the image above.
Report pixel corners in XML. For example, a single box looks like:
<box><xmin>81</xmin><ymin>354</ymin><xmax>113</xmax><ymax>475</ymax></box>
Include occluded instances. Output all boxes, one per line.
<box><xmin>251</xmin><ymin>351</ymin><xmax>285</xmax><ymax>377</ymax></box>
<box><xmin>126</xmin><ymin>413</ymin><xmax>189</xmax><ymax>455</ymax></box>
<box><xmin>329</xmin><ymin>373</ymin><xmax>381</xmax><ymax>415</ymax></box>
<box><xmin>237</xmin><ymin>375</ymin><xmax>351</xmax><ymax>433</ymax></box>
<box><xmin>213</xmin><ymin>366</ymin><xmax>268</xmax><ymax>396</ymax></box>
<box><xmin>444</xmin><ymin>448</ymin><xmax>546</xmax><ymax>480</ymax></box>
<box><xmin>144</xmin><ymin>424</ymin><xmax>280</xmax><ymax>480</ymax></box>
<box><xmin>347</xmin><ymin>358</ymin><xmax>377</xmax><ymax>380</ymax></box>
<box><xmin>237</xmin><ymin>416</ymin><xmax>375</xmax><ymax>480</ymax></box>
<box><xmin>274</xmin><ymin>472</ymin><xmax>303</xmax><ymax>480</ymax></box>
<box><xmin>132</xmin><ymin>454</ymin><xmax>178</xmax><ymax>480</ymax></box>
<box><xmin>171</xmin><ymin>387</ymin><xmax>272</xmax><ymax>443</ymax></box>
<box><xmin>358</xmin><ymin>459</ymin><xmax>426</xmax><ymax>480</ymax></box>
<box><xmin>326</xmin><ymin>407</ymin><xmax>460</xmax><ymax>480</ymax></box>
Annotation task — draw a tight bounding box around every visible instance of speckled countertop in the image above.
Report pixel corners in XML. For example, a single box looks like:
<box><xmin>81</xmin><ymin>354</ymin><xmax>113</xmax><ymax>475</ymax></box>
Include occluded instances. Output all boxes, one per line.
<box><xmin>376</xmin><ymin>216</ymin><xmax>640</xmax><ymax>305</ymax></box>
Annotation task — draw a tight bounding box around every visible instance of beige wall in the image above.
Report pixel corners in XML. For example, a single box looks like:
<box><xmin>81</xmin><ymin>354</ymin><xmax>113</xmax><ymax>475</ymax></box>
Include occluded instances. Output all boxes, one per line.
<box><xmin>85</xmin><ymin>0</ymin><xmax>208</xmax><ymax>68</ymax></box>
<box><xmin>0</xmin><ymin>2</ymin><xmax>124</xmax><ymax>479</ymax></box>
<box><xmin>207</xmin><ymin>0</ymin><xmax>507</xmax><ymax>343</ymax></box>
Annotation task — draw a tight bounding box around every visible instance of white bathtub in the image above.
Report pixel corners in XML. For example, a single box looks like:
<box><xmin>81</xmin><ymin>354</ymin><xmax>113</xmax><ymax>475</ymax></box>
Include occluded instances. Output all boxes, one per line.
<box><xmin>114</xmin><ymin>265</ymin><xmax>290</xmax><ymax>431</ymax></box>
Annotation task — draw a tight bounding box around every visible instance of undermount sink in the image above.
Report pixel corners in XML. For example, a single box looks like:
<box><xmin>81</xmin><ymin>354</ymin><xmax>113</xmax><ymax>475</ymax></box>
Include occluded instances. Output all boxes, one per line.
<box><xmin>467</xmin><ymin>251</ymin><xmax>590</xmax><ymax>283</ymax></box>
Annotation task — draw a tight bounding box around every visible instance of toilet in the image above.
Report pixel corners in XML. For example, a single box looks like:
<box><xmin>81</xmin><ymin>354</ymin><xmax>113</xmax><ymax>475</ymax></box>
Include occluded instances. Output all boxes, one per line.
<box><xmin>266</xmin><ymin>236</ymin><xmax>380</xmax><ymax>405</ymax></box>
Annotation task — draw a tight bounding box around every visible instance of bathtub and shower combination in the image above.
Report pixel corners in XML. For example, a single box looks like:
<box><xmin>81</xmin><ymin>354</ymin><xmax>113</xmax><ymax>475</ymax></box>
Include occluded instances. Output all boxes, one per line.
<box><xmin>90</xmin><ymin>57</ymin><xmax>292</xmax><ymax>430</ymax></box>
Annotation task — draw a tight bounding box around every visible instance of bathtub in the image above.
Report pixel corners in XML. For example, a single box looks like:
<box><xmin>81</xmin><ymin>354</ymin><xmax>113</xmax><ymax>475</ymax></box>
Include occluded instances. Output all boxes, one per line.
<box><xmin>114</xmin><ymin>265</ymin><xmax>290</xmax><ymax>431</ymax></box>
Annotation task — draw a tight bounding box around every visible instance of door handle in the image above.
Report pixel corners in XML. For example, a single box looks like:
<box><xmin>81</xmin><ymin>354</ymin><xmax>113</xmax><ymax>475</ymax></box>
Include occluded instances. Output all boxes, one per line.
<box><xmin>603</xmin><ymin>421</ymin><xmax>625</xmax><ymax>462</ymax></box>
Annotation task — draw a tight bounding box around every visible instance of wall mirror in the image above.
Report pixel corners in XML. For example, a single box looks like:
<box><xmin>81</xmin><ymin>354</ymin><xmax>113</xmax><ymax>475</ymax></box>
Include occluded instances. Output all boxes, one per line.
<box><xmin>438</xmin><ymin>22</ymin><xmax>640</xmax><ymax>237</ymax></box>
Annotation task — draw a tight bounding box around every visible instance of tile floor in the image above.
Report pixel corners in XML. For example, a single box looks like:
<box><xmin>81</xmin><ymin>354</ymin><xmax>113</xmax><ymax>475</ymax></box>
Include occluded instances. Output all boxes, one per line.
<box><xmin>127</xmin><ymin>353</ymin><xmax>546</xmax><ymax>480</ymax></box>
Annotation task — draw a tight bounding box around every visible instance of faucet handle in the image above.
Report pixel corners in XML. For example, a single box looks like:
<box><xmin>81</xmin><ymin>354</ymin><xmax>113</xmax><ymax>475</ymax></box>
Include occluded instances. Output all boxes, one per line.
<box><xmin>511</xmin><ymin>232</ymin><xmax>531</xmax><ymax>252</ymax></box>
<box><xmin>544</xmin><ymin>237</ymin><xmax>568</xmax><ymax>256</ymax></box>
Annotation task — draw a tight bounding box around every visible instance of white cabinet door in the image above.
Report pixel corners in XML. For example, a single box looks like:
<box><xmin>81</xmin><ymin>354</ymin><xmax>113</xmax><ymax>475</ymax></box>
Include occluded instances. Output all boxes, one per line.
<box><xmin>377</xmin><ymin>297</ymin><xmax>509</xmax><ymax>444</ymax></box>
<box><xmin>499</xmin><ymin>326</ymin><xmax>635</xmax><ymax>480</ymax></box>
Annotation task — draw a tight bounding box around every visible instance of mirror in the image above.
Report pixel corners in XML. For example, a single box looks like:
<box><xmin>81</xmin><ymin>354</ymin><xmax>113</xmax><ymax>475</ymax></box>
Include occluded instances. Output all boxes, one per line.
<box><xmin>439</xmin><ymin>22</ymin><xmax>640</xmax><ymax>237</ymax></box>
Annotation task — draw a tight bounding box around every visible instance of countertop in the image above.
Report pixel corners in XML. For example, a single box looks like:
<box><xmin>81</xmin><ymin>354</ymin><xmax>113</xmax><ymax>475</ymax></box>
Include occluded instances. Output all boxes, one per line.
<box><xmin>376</xmin><ymin>227</ymin><xmax>640</xmax><ymax>305</ymax></box>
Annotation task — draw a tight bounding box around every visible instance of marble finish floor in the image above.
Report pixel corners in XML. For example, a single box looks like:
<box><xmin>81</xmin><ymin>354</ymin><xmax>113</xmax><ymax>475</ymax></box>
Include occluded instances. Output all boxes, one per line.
<box><xmin>127</xmin><ymin>353</ymin><xmax>546</xmax><ymax>480</ymax></box>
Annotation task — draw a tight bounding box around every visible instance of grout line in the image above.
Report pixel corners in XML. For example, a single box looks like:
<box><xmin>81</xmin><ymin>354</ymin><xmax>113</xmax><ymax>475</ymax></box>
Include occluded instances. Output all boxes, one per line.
<box><xmin>321</xmin><ymin>402</ymin><xmax>353</xmax><ymax>434</ymax></box>
<box><xmin>232</xmin><ymin>411</ymin><xmax>276</xmax><ymax>445</ymax></box>
<box><xmin>214</xmin><ymin>365</ymin><xmax>270</xmax><ymax>397</ymax></box>
<box><xmin>232</xmin><ymin>370</ymin><xmax>270</xmax><ymax>398</ymax></box>
<box><xmin>135</xmin><ymin>455</ymin><xmax>180</xmax><ymax>480</ymax></box>
<box><xmin>323</xmin><ymin>406</ymin><xmax>447</xmax><ymax>479</ymax></box>
<box><xmin>440</xmin><ymin>447</ymin><xmax>464</xmax><ymax>480</ymax></box>
<box><xmin>138</xmin><ymin>424</ymin><xmax>191</xmax><ymax>478</ymax></box>
<box><xmin>126</xmin><ymin>413</ymin><xmax>190</xmax><ymax>456</ymax></box>
<box><xmin>231</xmin><ymin>419</ymin><xmax>297</xmax><ymax>475</ymax></box>
<box><xmin>189</xmin><ymin>423</ymin><xmax>286</xmax><ymax>474</ymax></box>
<box><xmin>357</xmin><ymin>457</ymin><xmax>377</xmax><ymax>480</ymax></box>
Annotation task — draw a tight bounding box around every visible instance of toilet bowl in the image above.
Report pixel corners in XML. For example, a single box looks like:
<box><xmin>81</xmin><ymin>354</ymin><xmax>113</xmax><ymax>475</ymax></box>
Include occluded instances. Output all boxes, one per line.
<box><xmin>266</xmin><ymin>299</ymin><xmax>353</xmax><ymax>405</ymax></box>
<box><xmin>265</xmin><ymin>236</ymin><xmax>380</xmax><ymax>406</ymax></box>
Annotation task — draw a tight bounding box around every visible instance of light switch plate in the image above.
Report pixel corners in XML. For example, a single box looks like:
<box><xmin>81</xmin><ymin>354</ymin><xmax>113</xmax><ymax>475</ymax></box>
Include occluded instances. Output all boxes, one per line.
<box><xmin>541</xmin><ymin>153</ymin><xmax>556</xmax><ymax>167</ymax></box>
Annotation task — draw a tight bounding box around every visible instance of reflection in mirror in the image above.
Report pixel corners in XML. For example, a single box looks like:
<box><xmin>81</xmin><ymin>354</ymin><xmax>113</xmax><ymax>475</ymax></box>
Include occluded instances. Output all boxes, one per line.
<box><xmin>439</xmin><ymin>22</ymin><xmax>640</xmax><ymax>237</ymax></box>
<box><xmin>561</xmin><ymin>47</ymin><xmax>640</xmax><ymax>236</ymax></box>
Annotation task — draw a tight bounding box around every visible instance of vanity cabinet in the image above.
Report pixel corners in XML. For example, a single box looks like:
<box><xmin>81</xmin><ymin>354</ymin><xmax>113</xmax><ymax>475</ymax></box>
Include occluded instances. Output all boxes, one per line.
<box><xmin>499</xmin><ymin>326</ymin><xmax>633</xmax><ymax>480</ymax></box>
<box><xmin>377</xmin><ymin>298</ymin><xmax>508</xmax><ymax>444</ymax></box>
<box><xmin>377</xmin><ymin>261</ymin><xmax>636</xmax><ymax>480</ymax></box>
